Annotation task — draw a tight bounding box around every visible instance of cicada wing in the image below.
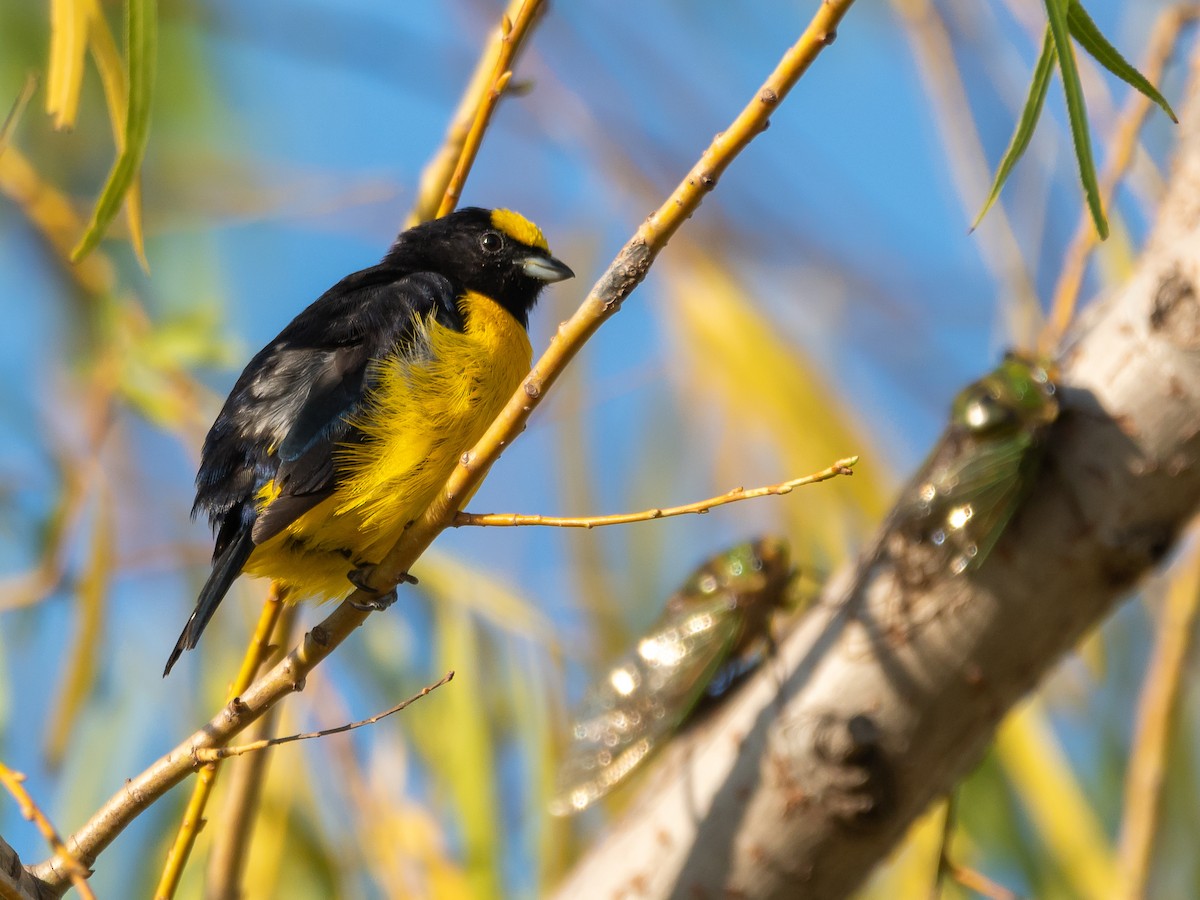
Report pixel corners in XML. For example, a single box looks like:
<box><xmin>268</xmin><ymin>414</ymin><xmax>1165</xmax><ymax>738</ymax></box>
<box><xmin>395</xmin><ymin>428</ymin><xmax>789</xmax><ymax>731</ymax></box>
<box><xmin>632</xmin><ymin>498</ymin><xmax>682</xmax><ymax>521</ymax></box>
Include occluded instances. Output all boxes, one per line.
<box><xmin>908</xmin><ymin>430</ymin><xmax>1037</xmax><ymax>573</ymax></box>
<box><xmin>549</xmin><ymin>595</ymin><xmax>742</xmax><ymax>816</ymax></box>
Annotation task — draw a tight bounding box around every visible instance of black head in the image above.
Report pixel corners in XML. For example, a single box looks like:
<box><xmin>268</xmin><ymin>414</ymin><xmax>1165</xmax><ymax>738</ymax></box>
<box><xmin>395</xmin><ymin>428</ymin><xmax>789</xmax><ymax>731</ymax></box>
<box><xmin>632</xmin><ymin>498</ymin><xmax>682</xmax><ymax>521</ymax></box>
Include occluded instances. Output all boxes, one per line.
<box><xmin>384</xmin><ymin>207</ymin><xmax>574</xmax><ymax>328</ymax></box>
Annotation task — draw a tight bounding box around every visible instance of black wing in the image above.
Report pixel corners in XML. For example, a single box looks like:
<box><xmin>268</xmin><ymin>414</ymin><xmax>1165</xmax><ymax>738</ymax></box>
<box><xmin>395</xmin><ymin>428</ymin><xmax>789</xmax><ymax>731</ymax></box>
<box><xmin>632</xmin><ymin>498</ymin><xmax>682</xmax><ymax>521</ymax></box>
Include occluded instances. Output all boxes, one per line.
<box><xmin>165</xmin><ymin>267</ymin><xmax>463</xmax><ymax>675</ymax></box>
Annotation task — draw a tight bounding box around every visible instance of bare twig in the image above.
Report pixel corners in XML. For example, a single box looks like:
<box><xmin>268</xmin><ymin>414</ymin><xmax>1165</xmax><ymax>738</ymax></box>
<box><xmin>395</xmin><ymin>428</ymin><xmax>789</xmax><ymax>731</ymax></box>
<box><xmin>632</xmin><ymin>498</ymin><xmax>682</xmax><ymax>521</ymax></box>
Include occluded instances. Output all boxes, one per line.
<box><xmin>0</xmin><ymin>762</ymin><xmax>94</xmax><ymax>900</ymax></box>
<box><xmin>435</xmin><ymin>1</ymin><xmax>544</xmax><ymax>218</ymax></box>
<box><xmin>366</xmin><ymin>0</ymin><xmax>857</xmax><ymax>597</ymax></box>
<box><xmin>195</xmin><ymin>671</ymin><xmax>455</xmax><ymax>764</ymax></box>
<box><xmin>930</xmin><ymin>794</ymin><xmax>1020</xmax><ymax>900</ymax></box>
<box><xmin>0</xmin><ymin>73</ymin><xmax>37</xmax><ymax>156</ymax></box>
<box><xmin>456</xmin><ymin>457</ymin><xmax>858</xmax><ymax>528</ymax></box>
<box><xmin>407</xmin><ymin>0</ymin><xmax>546</xmax><ymax>225</ymax></box>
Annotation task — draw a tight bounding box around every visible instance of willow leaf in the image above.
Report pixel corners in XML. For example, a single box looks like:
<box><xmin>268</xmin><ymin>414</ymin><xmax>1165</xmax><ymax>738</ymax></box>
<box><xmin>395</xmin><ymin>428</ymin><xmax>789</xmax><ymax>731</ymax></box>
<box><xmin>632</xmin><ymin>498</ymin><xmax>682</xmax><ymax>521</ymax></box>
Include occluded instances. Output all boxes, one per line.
<box><xmin>1046</xmin><ymin>0</ymin><xmax>1108</xmax><ymax>239</ymax></box>
<box><xmin>1068</xmin><ymin>0</ymin><xmax>1176</xmax><ymax>123</ymax></box>
<box><xmin>72</xmin><ymin>0</ymin><xmax>156</xmax><ymax>263</ymax></box>
<box><xmin>972</xmin><ymin>28</ymin><xmax>1055</xmax><ymax>231</ymax></box>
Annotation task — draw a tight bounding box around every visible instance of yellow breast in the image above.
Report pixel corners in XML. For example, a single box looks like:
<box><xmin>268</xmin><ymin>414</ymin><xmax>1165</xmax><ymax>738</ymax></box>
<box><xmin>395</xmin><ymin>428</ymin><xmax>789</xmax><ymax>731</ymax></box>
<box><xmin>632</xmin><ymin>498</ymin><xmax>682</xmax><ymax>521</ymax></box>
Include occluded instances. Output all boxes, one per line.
<box><xmin>243</xmin><ymin>290</ymin><xmax>532</xmax><ymax>600</ymax></box>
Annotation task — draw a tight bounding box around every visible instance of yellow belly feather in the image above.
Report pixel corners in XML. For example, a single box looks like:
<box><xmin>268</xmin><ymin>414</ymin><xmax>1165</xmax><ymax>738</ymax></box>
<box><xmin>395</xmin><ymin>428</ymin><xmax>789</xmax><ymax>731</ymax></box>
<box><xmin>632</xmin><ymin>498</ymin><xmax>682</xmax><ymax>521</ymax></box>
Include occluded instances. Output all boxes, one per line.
<box><xmin>242</xmin><ymin>291</ymin><xmax>532</xmax><ymax>600</ymax></box>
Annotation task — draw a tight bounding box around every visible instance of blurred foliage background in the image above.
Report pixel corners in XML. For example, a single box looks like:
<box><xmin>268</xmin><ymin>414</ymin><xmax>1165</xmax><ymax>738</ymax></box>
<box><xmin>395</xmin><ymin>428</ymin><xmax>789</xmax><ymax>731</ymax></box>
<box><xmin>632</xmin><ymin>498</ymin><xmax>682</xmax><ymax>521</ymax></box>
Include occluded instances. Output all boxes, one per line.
<box><xmin>0</xmin><ymin>1</ymin><xmax>1198</xmax><ymax>897</ymax></box>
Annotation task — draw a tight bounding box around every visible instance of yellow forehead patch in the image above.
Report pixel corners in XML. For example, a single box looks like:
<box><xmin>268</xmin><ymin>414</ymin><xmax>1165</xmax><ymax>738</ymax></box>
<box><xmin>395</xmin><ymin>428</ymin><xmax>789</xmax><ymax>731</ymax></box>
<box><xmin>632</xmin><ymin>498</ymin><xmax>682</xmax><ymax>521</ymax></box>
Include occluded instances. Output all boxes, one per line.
<box><xmin>491</xmin><ymin>208</ymin><xmax>549</xmax><ymax>251</ymax></box>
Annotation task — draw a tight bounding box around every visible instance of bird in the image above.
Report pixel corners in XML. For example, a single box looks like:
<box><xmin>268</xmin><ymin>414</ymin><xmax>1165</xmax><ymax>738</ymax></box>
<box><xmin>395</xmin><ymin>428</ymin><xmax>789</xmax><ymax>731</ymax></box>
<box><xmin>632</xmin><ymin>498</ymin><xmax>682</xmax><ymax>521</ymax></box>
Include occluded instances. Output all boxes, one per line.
<box><xmin>164</xmin><ymin>207</ymin><xmax>573</xmax><ymax>676</ymax></box>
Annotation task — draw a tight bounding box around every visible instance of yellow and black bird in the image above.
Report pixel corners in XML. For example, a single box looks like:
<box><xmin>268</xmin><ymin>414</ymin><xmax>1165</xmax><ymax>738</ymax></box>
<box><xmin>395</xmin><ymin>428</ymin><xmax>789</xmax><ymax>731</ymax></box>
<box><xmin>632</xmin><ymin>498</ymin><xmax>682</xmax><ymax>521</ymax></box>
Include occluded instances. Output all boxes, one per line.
<box><xmin>164</xmin><ymin>207</ymin><xmax>573</xmax><ymax>675</ymax></box>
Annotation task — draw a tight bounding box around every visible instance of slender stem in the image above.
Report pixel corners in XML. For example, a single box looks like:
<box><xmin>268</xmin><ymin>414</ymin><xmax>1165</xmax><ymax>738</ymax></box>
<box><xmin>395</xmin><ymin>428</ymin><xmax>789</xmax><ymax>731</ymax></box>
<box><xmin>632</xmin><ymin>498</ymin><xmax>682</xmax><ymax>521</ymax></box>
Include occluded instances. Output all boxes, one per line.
<box><xmin>368</xmin><ymin>0</ymin><xmax>856</xmax><ymax>594</ymax></box>
<box><xmin>435</xmin><ymin>0</ymin><xmax>545</xmax><ymax>219</ymax></box>
<box><xmin>195</xmin><ymin>672</ymin><xmax>454</xmax><ymax>764</ymax></box>
<box><xmin>407</xmin><ymin>0</ymin><xmax>546</xmax><ymax>226</ymax></box>
<box><xmin>0</xmin><ymin>761</ymin><xmax>94</xmax><ymax>900</ymax></box>
<box><xmin>456</xmin><ymin>458</ymin><xmax>858</xmax><ymax>529</ymax></box>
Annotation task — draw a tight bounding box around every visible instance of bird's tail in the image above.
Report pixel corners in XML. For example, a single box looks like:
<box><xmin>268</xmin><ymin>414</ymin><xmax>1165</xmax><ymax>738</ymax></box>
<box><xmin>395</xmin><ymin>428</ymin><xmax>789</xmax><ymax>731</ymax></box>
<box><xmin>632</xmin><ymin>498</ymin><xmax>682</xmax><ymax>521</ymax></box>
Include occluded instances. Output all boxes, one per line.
<box><xmin>164</xmin><ymin>527</ymin><xmax>256</xmax><ymax>676</ymax></box>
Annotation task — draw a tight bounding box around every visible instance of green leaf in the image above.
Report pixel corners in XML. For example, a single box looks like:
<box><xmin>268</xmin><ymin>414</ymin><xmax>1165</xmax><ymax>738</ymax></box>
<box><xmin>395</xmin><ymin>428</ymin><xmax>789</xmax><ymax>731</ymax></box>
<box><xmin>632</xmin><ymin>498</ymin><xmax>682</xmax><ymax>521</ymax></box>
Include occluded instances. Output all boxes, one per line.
<box><xmin>972</xmin><ymin>28</ymin><xmax>1056</xmax><ymax>231</ymax></box>
<box><xmin>71</xmin><ymin>0</ymin><xmax>157</xmax><ymax>263</ymax></box>
<box><xmin>1045</xmin><ymin>0</ymin><xmax>1108</xmax><ymax>239</ymax></box>
<box><xmin>1068</xmin><ymin>1</ymin><xmax>1177</xmax><ymax>123</ymax></box>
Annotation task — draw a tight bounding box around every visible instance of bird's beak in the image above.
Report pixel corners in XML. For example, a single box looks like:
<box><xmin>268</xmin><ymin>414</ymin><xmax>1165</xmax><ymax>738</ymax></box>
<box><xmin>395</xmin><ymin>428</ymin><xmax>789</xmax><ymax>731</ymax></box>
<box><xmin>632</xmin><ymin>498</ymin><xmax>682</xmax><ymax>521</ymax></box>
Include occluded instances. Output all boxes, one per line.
<box><xmin>522</xmin><ymin>252</ymin><xmax>575</xmax><ymax>283</ymax></box>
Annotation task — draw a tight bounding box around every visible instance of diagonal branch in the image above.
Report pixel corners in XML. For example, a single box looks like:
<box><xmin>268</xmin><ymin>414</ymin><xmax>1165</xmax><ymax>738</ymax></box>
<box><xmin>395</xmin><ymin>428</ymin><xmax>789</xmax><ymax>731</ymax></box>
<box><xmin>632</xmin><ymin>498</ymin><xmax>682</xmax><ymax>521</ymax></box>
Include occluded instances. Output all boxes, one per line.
<box><xmin>27</xmin><ymin>4</ymin><xmax>857</xmax><ymax>893</ymax></box>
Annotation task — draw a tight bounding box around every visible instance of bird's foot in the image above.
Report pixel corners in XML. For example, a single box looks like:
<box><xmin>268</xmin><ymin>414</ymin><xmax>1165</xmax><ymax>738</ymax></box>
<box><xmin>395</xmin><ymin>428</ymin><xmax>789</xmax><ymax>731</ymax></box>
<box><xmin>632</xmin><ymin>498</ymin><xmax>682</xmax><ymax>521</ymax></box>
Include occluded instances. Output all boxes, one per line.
<box><xmin>346</xmin><ymin>565</ymin><xmax>416</xmax><ymax>611</ymax></box>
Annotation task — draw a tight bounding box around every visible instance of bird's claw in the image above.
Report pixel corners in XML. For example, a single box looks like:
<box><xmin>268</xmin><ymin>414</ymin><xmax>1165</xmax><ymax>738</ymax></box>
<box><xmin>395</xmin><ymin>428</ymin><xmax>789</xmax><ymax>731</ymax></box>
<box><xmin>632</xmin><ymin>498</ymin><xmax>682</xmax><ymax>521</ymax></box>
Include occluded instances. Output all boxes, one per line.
<box><xmin>346</xmin><ymin>565</ymin><xmax>415</xmax><ymax>611</ymax></box>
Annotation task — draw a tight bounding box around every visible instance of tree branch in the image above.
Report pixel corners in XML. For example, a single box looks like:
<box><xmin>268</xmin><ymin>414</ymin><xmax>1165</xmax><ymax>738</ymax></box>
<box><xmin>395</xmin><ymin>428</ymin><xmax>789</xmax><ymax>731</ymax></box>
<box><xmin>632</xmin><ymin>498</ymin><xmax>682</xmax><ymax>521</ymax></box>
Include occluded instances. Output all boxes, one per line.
<box><xmin>550</xmin><ymin>49</ymin><xmax>1200</xmax><ymax>900</ymax></box>
<box><xmin>0</xmin><ymin>764</ymin><xmax>91</xmax><ymax>900</ymax></box>
<box><xmin>455</xmin><ymin>457</ymin><xmax>857</xmax><ymax>529</ymax></box>
<box><xmin>26</xmin><ymin>4</ymin><xmax>857</xmax><ymax>892</ymax></box>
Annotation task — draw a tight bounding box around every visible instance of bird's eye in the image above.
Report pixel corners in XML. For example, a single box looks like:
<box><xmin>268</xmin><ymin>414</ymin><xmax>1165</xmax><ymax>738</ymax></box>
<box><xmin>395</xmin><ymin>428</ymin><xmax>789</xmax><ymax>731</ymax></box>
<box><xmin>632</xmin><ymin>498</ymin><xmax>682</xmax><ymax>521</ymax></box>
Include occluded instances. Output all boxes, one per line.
<box><xmin>480</xmin><ymin>231</ymin><xmax>503</xmax><ymax>253</ymax></box>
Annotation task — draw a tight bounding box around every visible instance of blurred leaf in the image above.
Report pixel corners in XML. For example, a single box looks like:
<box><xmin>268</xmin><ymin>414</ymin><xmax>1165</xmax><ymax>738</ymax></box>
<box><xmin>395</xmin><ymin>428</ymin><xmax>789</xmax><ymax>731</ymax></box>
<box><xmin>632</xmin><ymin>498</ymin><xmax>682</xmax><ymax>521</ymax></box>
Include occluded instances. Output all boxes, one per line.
<box><xmin>240</xmin><ymin>751</ymin><xmax>339</xmax><ymax>900</ymax></box>
<box><xmin>995</xmin><ymin>698</ymin><xmax>1118</xmax><ymax>898</ymax></box>
<box><xmin>0</xmin><ymin>628</ymin><xmax>9</xmax><ymax>733</ymax></box>
<box><xmin>972</xmin><ymin>29</ymin><xmax>1054</xmax><ymax>231</ymax></box>
<box><xmin>72</xmin><ymin>0</ymin><xmax>156</xmax><ymax>264</ymax></box>
<box><xmin>43</xmin><ymin>489</ymin><xmax>114</xmax><ymax>768</ymax></box>
<box><xmin>0</xmin><ymin>72</ymin><xmax>37</xmax><ymax>154</ymax></box>
<box><xmin>1067</xmin><ymin>1</ymin><xmax>1176</xmax><ymax>123</ymax></box>
<box><xmin>46</xmin><ymin>0</ymin><xmax>88</xmax><ymax>130</ymax></box>
<box><xmin>1045</xmin><ymin>0</ymin><xmax>1108</xmax><ymax>239</ymax></box>
<box><xmin>417</xmin><ymin>550</ymin><xmax>559</xmax><ymax>648</ymax></box>
<box><xmin>662</xmin><ymin>248</ymin><xmax>889</xmax><ymax>564</ymax></box>
<box><xmin>113</xmin><ymin>302</ymin><xmax>236</xmax><ymax>429</ymax></box>
<box><xmin>84</xmin><ymin>0</ymin><xmax>148</xmax><ymax>269</ymax></box>
<box><xmin>0</xmin><ymin>145</ymin><xmax>116</xmax><ymax>296</ymax></box>
<box><xmin>409</xmin><ymin>604</ymin><xmax>502</xmax><ymax>900</ymax></box>
<box><xmin>387</xmin><ymin>803</ymin><xmax>474</xmax><ymax>900</ymax></box>
<box><xmin>857</xmin><ymin>802</ymin><xmax>947</xmax><ymax>899</ymax></box>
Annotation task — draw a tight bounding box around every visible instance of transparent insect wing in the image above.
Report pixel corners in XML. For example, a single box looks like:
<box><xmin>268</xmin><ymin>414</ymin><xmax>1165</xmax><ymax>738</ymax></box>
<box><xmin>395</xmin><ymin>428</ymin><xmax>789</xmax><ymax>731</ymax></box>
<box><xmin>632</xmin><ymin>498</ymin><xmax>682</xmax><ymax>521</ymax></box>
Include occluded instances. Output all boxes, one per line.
<box><xmin>902</xmin><ymin>356</ymin><xmax>1058</xmax><ymax>574</ymax></box>
<box><xmin>549</xmin><ymin>539</ymin><xmax>792</xmax><ymax>816</ymax></box>
<box><xmin>548</xmin><ymin>593</ymin><xmax>742</xmax><ymax>816</ymax></box>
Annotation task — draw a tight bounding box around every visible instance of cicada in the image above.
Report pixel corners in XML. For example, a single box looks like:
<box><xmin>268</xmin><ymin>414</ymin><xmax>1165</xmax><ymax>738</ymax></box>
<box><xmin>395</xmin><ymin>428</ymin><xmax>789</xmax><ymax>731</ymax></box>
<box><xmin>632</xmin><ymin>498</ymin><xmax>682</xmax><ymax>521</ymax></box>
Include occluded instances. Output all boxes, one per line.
<box><xmin>890</xmin><ymin>354</ymin><xmax>1059</xmax><ymax>580</ymax></box>
<box><xmin>549</xmin><ymin>538</ymin><xmax>793</xmax><ymax>816</ymax></box>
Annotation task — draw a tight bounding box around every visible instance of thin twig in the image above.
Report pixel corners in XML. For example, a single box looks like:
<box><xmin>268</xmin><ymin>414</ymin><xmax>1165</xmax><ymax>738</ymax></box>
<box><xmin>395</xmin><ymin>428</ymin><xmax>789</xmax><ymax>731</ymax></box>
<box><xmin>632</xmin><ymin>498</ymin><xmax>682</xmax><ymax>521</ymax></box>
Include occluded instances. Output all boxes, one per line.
<box><xmin>435</xmin><ymin>0</ymin><xmax>544</xmax><ymax>219</ymax></box>
<box><xmin>947</xmin><ymin>862</ymin><xmax>1022</xmax><ymax>900</ymax></box>
<box><xmin>0</xmin><ymin>760</ymin><xmax>94</xmax><ymax>900</ymax></box>
<box><xmin>153</xmin><ymin>586</ymin><xmax>285</xmax><ymax>900</ymax></box>
<box><xmin>929</xmin><ymin>795</ymin><xmax>954</xmax><ymax>900</ymax></box>
<box><xmin>1117</xmin><ymin>540</ymin><xmax>1200</xmax><ymax>898</ymax></box>
<box><xmin>366</xmin><ymin>0</ymin><xmax>857</xmax><ymax>596</ymax></box>
<box><xmin>0</xmin><ymin>72</ymin><xmax>37</xmax><ymax>156</ymax></box>
<box><xmin>195</xmin><ymin>672</ymin><xmax>455</xmax><ymax>764</ymax></box>
<box><xmin>456</xmin><ymin>457</ymin><xmax>858</xmax><ymax>528</ymax></box>
<box><xmin>1041</xmin><ymin>5</ymin><xmax>1200</xmax><ymax>355</ymax></box>
<box><xmin>407</xmin><ymin>0</ymin><xmax>546</xmax><ymax>226</ymax></box>
<box><xmin>30</xmin><ymin>8</ymin><xmax>856</xmax><ymax>889</ymax></box>
<box><xmin>929</xmin><ymin>793</ymin><xmax>1020</xmax><ymax>900</ymax></box>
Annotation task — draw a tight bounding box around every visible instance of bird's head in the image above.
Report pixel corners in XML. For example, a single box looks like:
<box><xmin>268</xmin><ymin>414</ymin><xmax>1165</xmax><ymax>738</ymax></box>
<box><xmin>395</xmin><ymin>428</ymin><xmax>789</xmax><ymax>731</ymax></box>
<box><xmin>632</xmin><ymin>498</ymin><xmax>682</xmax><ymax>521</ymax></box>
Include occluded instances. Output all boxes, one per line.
<box><xmin>387</xmin><ymin>207</ymin><xmax>574</xmax><ymax>328</ymax></box>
